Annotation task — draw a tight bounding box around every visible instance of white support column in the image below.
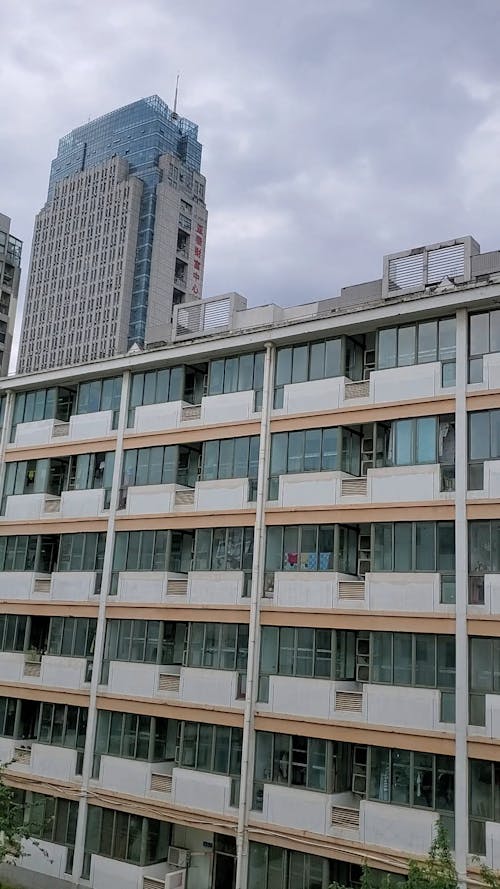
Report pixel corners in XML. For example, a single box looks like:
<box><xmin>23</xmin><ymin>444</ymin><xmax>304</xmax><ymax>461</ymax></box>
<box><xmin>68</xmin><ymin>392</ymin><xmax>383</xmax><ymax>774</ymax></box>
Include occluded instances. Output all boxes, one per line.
<box><xmin>0</xmin><ymin>390</ymin><xmax>14</xmax><ymax>502</ymax></box>
<box><xmin>235</xmin><ymin>343</ymin><xmax>274</xmax><ymax>889</ymax></box>
<box><xmin>71</xmin><ymin>371</ymin><xmax>130</xmax><ymax>883</ymax></box>
<box><xmin>454</xmin><ymin>309</ymin><xmax>468</xmax><ymax>883</ymax></box>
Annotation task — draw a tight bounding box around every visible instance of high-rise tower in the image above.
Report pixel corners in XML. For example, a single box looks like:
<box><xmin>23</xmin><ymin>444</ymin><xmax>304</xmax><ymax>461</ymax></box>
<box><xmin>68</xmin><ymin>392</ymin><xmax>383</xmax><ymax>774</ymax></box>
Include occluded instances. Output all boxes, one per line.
<box><xmin>0</xmin><ymin>212</ymin><xmax>22</xmax><ymax>377</ymax></box>
<box><xmin>17</xmin><ymin>95</ymin><xmax>207</xmax><ymax>374</ymax></box>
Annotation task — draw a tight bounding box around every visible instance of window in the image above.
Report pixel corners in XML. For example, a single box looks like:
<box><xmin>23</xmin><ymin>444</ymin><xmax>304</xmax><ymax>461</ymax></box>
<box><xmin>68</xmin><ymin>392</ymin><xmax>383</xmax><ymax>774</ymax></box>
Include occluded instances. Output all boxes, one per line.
<box><xmin>201</xmin><ymin>436</ymin><xmax>259</xmax><ymax>483</ymax></box>
<box><xmin>368</xmin><ymin>747</ymin><xmax>454</xmax><ymax>813</ymax></box>
<box><xmin>249</xmin><ymin>843</ymin><xmax>361</xmax><ymax>889</ymax></box>
<box><xmin>274</xmin><ymin>337</ymin><xmax>363</xmax><ymax>407</ymax></box>
<box><xmin>268</xmin><ymin>427</ymin><xmax>360</xmax><ymax>497</ymax></box>
<box><xmin>253</xmin><ymin>732</ymin><xmax>328</xmax><ymax>800</ymax></box>
<box><xmin>469</xmin><ymin>310</ymin><xmax>500</xmax><ymax>382</ymax></box>
<box><xmin>95</xmin><ymin>711</ymin><xmax>176</xmax><ymax>762</ymax></box>
<box><xmin>57</xmin><ymin>533</ymin><xmax>106</xmax><ymax>572</ymax></box>
<box><xmin>26</xmin><ymin>793</ymin><xmax>78</xmax><ymax>850</ymax></box>
<box><xmin>38</xmin><ymin>703</ymin><xmax>87</xmax><ymax>750</ymax></box>
<box><xmin>76</xmin><ymin>377</ymin><xmax>121</xmax><ymax>420</ymax></box>
<box><xmin>47</xmin><ymin>617</ymin><xmax>96</xmax><ymax>658</ymax></box>
<box><xmin>193</xmin><ymin>527</ymin><xmax>254</xmax><ymax>572</ymax></box>
<box><xmin>102</xmin><ymin>619</ymin><xmax>186</xmax><ymax>667</ymax></box>
<box><xmin>84</xmin><ymin>806</ymin><xmax>169</xmax><ymax>869</ymax></box>
<box><xmin>0</xmin><ymin>614</ymin><xmax>27</xmax><ymax>652</ymax></box>
<box><xmin>0</xmin><ymin>535</ymin><xmax>59</xmax><ymax>573</ymax></box>
<box><xmin>468</xmin><ymin>411</ymin><xmax>500</xmax><ymax>489</ymax></box>
<box><xmin>469</xmin><ymin>760</ymin><xmax>500</xmax><ymax>854</ymax></box>
<box><xmin>122</xmin><ymin>444</ymin><xmax>200</xmax><ymax>489</ymax></box>
<box><xmin>377</xmin><ymin>318</ymin><xmax>456</xmax><ymax>385</ymax></box>
<box><xmin>372</xmin><ymin>522</ymin><xmax>455</xmax><ymax>572</ymax></box>
<box><xmin>179</xmin><ymin>722</ymin><xmax>242</xmax><ymax>776</ymax></box>
<box><xmin>187</xmin><ymin>623</ymin><xmax>248</xmax><ymax>671</ymax></box>
<box><xmin>67</xmin><ymin>451</ymin><xmax>115</xmax><ymax>492</ymax></box>
<box><xmin>112</xmin><ymin>530</ymin><xmax>193</xmax><ymax>574</ymax></box>
<box><xmin>259</xmin><ymin>626</ymin><xmax>354</xmax><ymax>688</ymax></box>
<box><xmin>11</xmin><ymin>387</ymin><xmax>75</xmax><ymax>438</ymax></box>
<box><xmin>265</xmin><ymin>525</ymin><xmax>357</xmax><ymax>575</ymax></box>
<box><xmin>371</xmin><ymin>633</ymin><xmax>455</xmax><ymax>690</ymax></box>
<box><xmin>0</xmin><ymin>697</ymin><xmax>19</xmax><ymax>737</ymax></box>
<box><xmin>469</xmin><ymin>637</ymin><xmax>500</xmax><ymax>726</ymax></box>
<box><xmin>469</xmin><ymin>521</ymin><xmax>500</xmax><ymax>596</ymax></box>
<box><xmin>208</xmin><ymin>352</ymin><xmax>264</xmax><ymax>406</ymax></box>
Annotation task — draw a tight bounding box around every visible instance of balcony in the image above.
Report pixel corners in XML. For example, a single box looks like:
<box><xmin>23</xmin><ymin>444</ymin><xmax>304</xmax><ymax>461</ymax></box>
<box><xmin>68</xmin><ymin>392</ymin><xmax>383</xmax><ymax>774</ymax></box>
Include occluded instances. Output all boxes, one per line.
<box><xmin>96</xmin><ymin>754</ymin><xmax>174</xmax><ymax>798</ymax></box>
<box><xmin>3</xmin><ymin>492</ymin><xmax>61</xmax><ymax>521</ymax></box>
<box><xmin>369</xmin><ymin>362</ymin><xmax>447</xmax><ymax>403</ymax></box>
<box><xmin>6</xmin><ymin>741</ymin><xmax>81</xmax><ymax>782</ymax></box>
<box><xmin>179</xmin><ymin>667</ymin><xmax>244</xmax><ymax>708</ymax></box>
<box><xmin>267</xmin><ymin>571</ymin><xmax>362</xmax><ymax>610</ymax></box>
<box><xmin>273</xmin><ymin>377</ymin><xmax>346</xmax><ymax>415</ymax></box>
<box><xmin>0</xmin><ymin>571</ymin><xmax>100</xmax><ymax>601</ymax></box>
<box><xmin>340</xmin><ymin>465</ymin><xmax>453</xmax><ymax>505</ymax></box>
<box><xmin>188</xmin><ymin>571</ymin><xmax>249</xmax><ymax>605</ymax></box>
<box><xmin>366</xmin><ymin>572</ymin><xmax>449</xmax><ymax>613</ymax></box>
<box><xmin>195</xmin><ymin>478</ymin><xmax>254</xmax><ymax>511</ymax></box>
<box><xmin>112</xmin><ymin>572</ymin><xmax>188</xmax><ymax>604</ymax></box>
<box><xmin>200</xmin><ymin>389</ymin><xmax>259</xmax><ymax>425</ymax></box>
<box><xmin>88</xmin><ymin>855</ymin><xmax>175</xmax><ymax>889</ymax></box>
<box><xmin>171</xmin><ymin>767</ymin><xmax>235</xmax><ymax>817</ymax></box>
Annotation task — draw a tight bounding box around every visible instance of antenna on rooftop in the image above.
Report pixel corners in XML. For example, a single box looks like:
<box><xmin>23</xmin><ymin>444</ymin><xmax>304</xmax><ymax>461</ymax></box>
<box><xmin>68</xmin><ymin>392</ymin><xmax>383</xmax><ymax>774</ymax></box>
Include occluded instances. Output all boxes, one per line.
<box><xmin>172</xmin><ymin>73</ymin><xmax>180</xmax><ymax>119</ymax></box>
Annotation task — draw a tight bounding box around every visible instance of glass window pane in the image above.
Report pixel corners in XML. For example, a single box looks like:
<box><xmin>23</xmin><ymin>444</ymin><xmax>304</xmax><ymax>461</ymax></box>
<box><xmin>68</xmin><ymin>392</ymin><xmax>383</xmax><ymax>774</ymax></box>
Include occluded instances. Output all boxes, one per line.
<box><xmin>322</xmin><ymin>428</ymin><xmax>338</xmax><ymax>470</ymax></box>
<box><xmin>373</xmin><ymin>524</ymin><xmax>393</xmax><ymax>571</ymax></box>
<box><xmin>417</xmin><ymin>321</ymin><xmax>438</xmax><ymax>363</ymax></box>
<box><xmin>238</xmin><ymin>354</ymin><xmax>254</xmax><ymax>391</ymax></box>
<box><xmin>287</xmin><ymin>431</ymin><xmax>304</xmax><ymax>474</ymax></box>
<box><xmin>398</xmin><ymin>327</ymin><xmax>416</xmax><ymax>367</ymax></box>
<box><xmin>438</xmin><ymin>318</ymin><xmax>456</xmax><ymax>361</ymax></box>
<box><xmin>304</xmin><ymin>429</ymin><xmax>321</xmax><ymax>472</ymax></box>
<box><xmin>378</xmin><ymin>329</ymin><xmax>397</xmax><ymax>369</ymax></box>
<box><xmin>416</xmin><ymin>523</ymin><xmax>435</xmax><ymax>571</ymax></box>
<box><xmin>416</xmin><ymin>417</ymin><xmax>437</xmax><ymax>464</ymax></box>
<box><xmin>208</xmin><ymin>360</ymin><xmax>224</xmax><ymax>395</ymax></box>
<box><xmin>394</xmin><ymin>524</ymin><xmax>412</xmax><ymax>572</ymax></box>
<box><xmin>470</xmin><ymin>314</ymin><xmax>489</xmax><ymax>357</ymax></box>
<box><xmin>470</xmin><ymin>412</ymin><xmax>490</xmax><ymax>461</ymax></box>
<box><xmin>325</xmin><ymin>338</ymin><xmax>342</xmax><ymax>377</ymax></box>
<box><xmin>391</xmin><ymin>749</ymin><xmax>410</xmax><ymax>804</ymax></box>
<box><xmin>395</xmin><ymin>420</ymin><xmax>413</xmax><ymax>465</ymax></box>
<box><xmin>309</xmin><ymin>342</ymin><xmax>325</xmax><ymax>380</ymax></box>
<box><xmin>223</xmin><ymin>358</ymin><xmax>239</xmax><ymax>393</ymax></box>
<box><xmin>291</xmin><ymin>346</ymin><xmax>308</xmax><ymax>384</ymax></box>
<box><xmin>393</xmin><ymin>633</ymin><xmax>412</xmax><ymax>685</ymax></box>
<box><xmin>275</xmin><ymin>348</ymin><xmax>292</xmax><ymax>387</ymax></box>
<box><xmin>415</xmin><ymin>635</ymin><xmax>436</xmax><ymax>686</ymax></box>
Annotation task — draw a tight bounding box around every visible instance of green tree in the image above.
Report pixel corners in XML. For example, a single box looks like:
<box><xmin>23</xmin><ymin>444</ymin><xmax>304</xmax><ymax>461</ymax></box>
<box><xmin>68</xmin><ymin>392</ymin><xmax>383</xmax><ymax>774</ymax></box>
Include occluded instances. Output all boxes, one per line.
<box><xmin>0</xmin><ymin>768</ymin><xmax>31</xmax><ymax>863</ymax></box>
<box><xmin>330</xmin><ymin>820</ymin><xmax>500</xmax><ymax>889</ymax></box>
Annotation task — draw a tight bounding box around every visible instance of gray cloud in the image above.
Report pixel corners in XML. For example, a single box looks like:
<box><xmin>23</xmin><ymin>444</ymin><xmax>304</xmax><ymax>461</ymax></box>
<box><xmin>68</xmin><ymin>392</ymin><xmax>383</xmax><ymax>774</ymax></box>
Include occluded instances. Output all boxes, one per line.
<box><xmin>3</xmin><ymin>0</ymin><xmax>500</xmax><ymax>368</ymax></box>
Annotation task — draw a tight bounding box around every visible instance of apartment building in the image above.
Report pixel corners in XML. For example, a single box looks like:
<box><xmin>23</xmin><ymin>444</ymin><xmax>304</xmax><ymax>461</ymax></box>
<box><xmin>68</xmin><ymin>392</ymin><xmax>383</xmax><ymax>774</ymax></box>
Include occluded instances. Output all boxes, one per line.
<box><xmin>0</xmin><ymin>236</ymin><xmax>499</xmax><ymax>889</ymax></box>
<box><xmin>17</xmin><ymin>96</ymin><xmax>207</xmax><ymax>374</ymax></box>
<box><xmin>0</xmin><ymin>212</ymin><xmax>22</xmax><ymax>376</ymax></box>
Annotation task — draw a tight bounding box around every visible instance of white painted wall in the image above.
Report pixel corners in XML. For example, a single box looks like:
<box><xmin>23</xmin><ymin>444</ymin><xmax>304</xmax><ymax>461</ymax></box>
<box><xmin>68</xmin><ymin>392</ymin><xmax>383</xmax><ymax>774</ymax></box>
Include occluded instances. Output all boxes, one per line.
<box><xmin>172</xmin><ymin>825</ymin><xmax>213</xmax><ymax>889</ymax></box>
<box><xmin>481</xmin><ymin>352</ymin><xmax>500</xmax><ymax>390</ymax></box>
<box><xmin>278</xmin><ymin>378</ymin><xmax>344</xmax><ymax>415</ymax></box>
<box><xmin>98</xmin><ymin>755</ymin><xmax>151</xmax><ymax>796</ymax></box>
<box><xmin>60</xmin><ymin>488</ymin><xmax>105</xmax><ymax>518</ymax></box>
<box><xmin>124</xmin><ymin>483</ymin><xmax>176</xmax><ymax>515</ymax></box>
<box><xmin>366</xmin><ymin>572</ymin><xmax>446</xmax><ymax>612</ymax></box>
<box><xmin>188</xmin><ymin>571</ymin><xmax>246</xmax><ymax>605</ymax></box>
<box><xmin>51</xmin><ymin>571</ymin><xmax>97</xmax><ymax>601</ymax></box>
<box><xmin>69</xmin><ymin>411</ymin><xmax>113</xmax><ymax>441</ymax></box>
<box><xmin>0</xmin><ymin>572</ymin><xmax>37</xmax><ymax>599</ymax></box>
<box><xmin>364</xmin><ymin>684</ymin><xmax>447</xmax><ymax>731</ymax></box>
<box><xmin>30</xmin><ymin>744</ymin><xmax>79</xmax><ymax>781</ymax></box>
<box><xmin>172</xmin><ymin>767</ymin><xmax>234</xmax><ymax>816</ymax></box>
<box><xmin>13</xmin><ymin>418</ymin><xmax>54</xmax><ymax>446</ymax></box>
<box><xmin>0</xmin><ymin>651</ymin><xmax>24</xmax><ymax>681</ymax></box>
<box><xmin>368</xmin><ymin>465</ymin><xmax>443</xmax><ymax>503</ymax></box>
<box><xmin>361</xmin><ymin>800</ymin><xmax>439</xmax><ymax>855</ymax></box>
<box><xmin>133</xmin><ymin>400</ymin><xmax>183</xmax><ymax>434</ymax></box>
<box><xmin>90</xmin><ymin>854</ymin><xmax>168</xmax><ymax>889</ymax></box>
<box><xmin>271</xmin><ymin>571</ymin><xmax>357</xmax><ymax>610</ymax></box>
<box><xmin>259</xmin><ymin>784</ymin><xmax>329</xmax><ymax>834</ymax></box>
<box><xmin>40</xmin><ymin>655</ymin><xmax>88</xmax><ymax>690</ymax></box>
<box><xmin>116</xmin><ymin>571</ymin><xmax>166</xmax><ymax>603</ymax></box>
<box><xmin>370</xmin><ymin>363</ymin><xmax>443</xmax><ymax>403</ymax></box>
<box><xmin>201</xmin><ymin>390</ymin><xmax>257</xmax><ymax>424</ymax></box>
<box><xmin>0</xmin><ymin>738</ymin><xmax>15</xmax><ymax>764</ymax></box>
<box><xmin>484</xmin><ymin>821</ymin><xmax>500</xmax><ymax>869</ymax></box>
<box><xmin>195</xmin><ymin>478</ymin><xmax>250</xmax><ymax>511</ymax></box>
<box><xmin>104</xmin><ymin>661</ymin><xmax>159</xmax><ymax>697</ymax></box>
<box><xmin>277</xmin><ymin>471</ymin><xmax>343</xmax><ymax>508</ymax></box>
<box><xmin>180</xmin><ymin>667</ymin><xmax>241</xmax><ymax>708</ymax></box>
<box><xmin>20</xmin><ymin>838</ymin><xmax>70</xmax><ymax>881</ymax></box>
<box><xmin>468</xmin><ymin>575</ymin><xmax>500</xmax><ymax>616</ymax></box>
<box><xmin>4</xmin><ymin>492</ymin><xmax>48</xmax><ymax>520</ymax></box>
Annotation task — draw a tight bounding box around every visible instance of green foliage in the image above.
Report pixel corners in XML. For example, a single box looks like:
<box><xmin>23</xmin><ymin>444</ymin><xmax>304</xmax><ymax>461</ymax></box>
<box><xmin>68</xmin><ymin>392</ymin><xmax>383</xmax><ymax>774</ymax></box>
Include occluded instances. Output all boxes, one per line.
<box><xmin>0</xmin><ymin>767</ymin><xmax>30</xmax><ymax>864</ymax></box>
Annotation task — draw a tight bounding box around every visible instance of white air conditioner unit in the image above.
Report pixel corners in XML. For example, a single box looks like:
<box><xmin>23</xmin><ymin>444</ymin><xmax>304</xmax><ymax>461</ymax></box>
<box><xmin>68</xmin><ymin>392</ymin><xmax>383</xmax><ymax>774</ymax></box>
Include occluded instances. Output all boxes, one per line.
<box><xmin>168</xmin><ymin>847</ymin><xmax>190</xmax><ymax>869</ymax></box>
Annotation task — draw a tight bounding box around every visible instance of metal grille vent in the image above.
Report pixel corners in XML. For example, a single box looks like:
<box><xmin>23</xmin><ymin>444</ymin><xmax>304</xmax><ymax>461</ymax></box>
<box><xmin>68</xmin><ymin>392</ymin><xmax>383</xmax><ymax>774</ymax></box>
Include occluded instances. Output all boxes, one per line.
<box><xmin>33</xmin><ymin>577</ymin><xmax>51</xmax><ymax>594</ymax></box>
<box><xmin>338</xmin><ymin>581</ymin><xmax>365</xmax><ymax>600</ymax></box>
<box><xmin>52</xmin><ymin>422</ymin><xmax>70</xmax><ymax>438</ymax></box>
<box><xmin>427</xmin><ymin>244</ymin><xmax>465</xmax><ymax>284</ymax></box>
<box><xmin>14</xmin><ymin>747</ymin><xmax>32</xmax><ymax>765</ymax></box>
<box><xmin>182</xmin><ymin>405</ymin><xmax>201</xmax><ymax>421</ymax></box>
<box><xmin>159</xmin><ymin>674</ymin><xmax>180</xmax><ymax>693</ymax></box>
<box><xmin>143</xmin><ymin>879</ymin><xmax>165</xmax><ymax>889</ymax></box>
<box><xmin>203</xmin><ymin>297</ymin><xmax>231</xmax><ymax>329</ymax></box>
<box><xmin>150</xmin><ymin>773</ymin><xmax>173</xmax><ymax>793</ymax></box>
<box><xmin>24</xmin><ymin>662</ymin><xmax>41</xmax><ymax>678</ymax></box>
<box><xmin>344</xmin><ymin>381</ymin><xmax>369</xmax><ymax>399</ymax></box>
<box><xmin>388</xmin><ymin>253</ymin><xmax>424</xmax><ymax>291</ymax></box>
<box><xmin>341</xmin><ymin>478</ymin><xmax>367</xmax><ymax>497</ymax></box>
<box><xmin>167</xmin><ymin>579</ymin><xmax>188</xmax><ymax>596</ymax></box>
<box><xmin>175</xmin><ymin>489</ymin><xmax>195</xmax><ymax>507</ymax></box>
<box><xmin>331</xmin><ymin>806</ymin><xmax>360</xmax><ymax>829</ymax></box>
<box><xmin>335</xmin><ymin>691</ymin><xmax>363</xmax><ymax>712</ymax></box>
<box><xmin>44</xmin><ymin>498</ymin><xmax>61</xmax><ymax>514</ymax></box>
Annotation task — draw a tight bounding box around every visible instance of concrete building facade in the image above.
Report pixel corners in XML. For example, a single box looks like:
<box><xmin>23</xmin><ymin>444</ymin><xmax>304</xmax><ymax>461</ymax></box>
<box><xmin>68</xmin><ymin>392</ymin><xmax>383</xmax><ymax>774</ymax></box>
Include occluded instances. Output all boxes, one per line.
<box><xmin>0</xmin><ymin>212</ymin><xmax>21</xmax><ymax>377</ymax></box>
<box><xmin>17</xmin><ymin>96</ymin><xmax>207</xmax><ymax>374</ymax></box>
<box><xmin>0</xmin><ymin>235</ymin><xmax>500</xmax><ymax>889</ymax></box>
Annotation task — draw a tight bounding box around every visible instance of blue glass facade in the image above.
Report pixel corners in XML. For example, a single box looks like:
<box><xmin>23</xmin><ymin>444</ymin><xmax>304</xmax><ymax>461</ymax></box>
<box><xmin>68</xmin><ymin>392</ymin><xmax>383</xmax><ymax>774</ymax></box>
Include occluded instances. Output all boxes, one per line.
<box><xmin>47</xmin><ymin>96</ymin><xmax>203</xmax><ymax>347</ymax></box>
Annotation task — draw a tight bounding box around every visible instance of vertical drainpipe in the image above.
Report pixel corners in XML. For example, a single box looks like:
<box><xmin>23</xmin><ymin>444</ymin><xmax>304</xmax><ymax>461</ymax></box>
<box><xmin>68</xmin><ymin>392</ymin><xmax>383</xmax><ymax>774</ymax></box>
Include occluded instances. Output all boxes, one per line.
<box><xmin>454</xmin><ymin>309</ymin><xmax>468</xmax><ymax>886</ymax></box>
<box><xmin>235</xmin><ymin>342</ymin><xmax>275</xmax><ymax>889</ymax></box>
<box><xmin>71</xmin><ymin>370</ymin><xmax>131</xmax><ymax>883</ymax></box>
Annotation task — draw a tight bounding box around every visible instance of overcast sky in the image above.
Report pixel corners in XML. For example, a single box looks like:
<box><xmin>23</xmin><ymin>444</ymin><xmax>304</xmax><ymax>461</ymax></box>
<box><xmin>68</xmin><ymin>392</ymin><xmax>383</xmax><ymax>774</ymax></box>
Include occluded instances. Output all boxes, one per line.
<box><xmin>3</xmin><ymin>0</ymin><xmax>500</xmax><ymax>367</ymax></box>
